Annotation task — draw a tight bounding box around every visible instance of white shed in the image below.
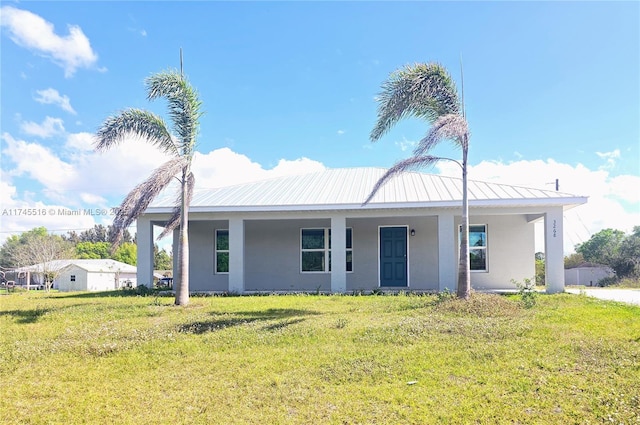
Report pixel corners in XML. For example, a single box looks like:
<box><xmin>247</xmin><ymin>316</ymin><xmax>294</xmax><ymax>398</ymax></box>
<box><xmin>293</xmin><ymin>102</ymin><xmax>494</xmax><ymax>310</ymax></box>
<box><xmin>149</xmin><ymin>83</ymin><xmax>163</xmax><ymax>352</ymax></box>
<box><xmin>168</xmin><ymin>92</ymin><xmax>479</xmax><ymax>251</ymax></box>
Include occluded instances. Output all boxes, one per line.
<box><xmin>55</xmin><ymin>259</ymin><xmax>137</xmax><ymax>292</ymax></box>
<box><xmin>564</xmin><ymin>263</ymin><xmax>614</xmax><ymax>287</ymax></box>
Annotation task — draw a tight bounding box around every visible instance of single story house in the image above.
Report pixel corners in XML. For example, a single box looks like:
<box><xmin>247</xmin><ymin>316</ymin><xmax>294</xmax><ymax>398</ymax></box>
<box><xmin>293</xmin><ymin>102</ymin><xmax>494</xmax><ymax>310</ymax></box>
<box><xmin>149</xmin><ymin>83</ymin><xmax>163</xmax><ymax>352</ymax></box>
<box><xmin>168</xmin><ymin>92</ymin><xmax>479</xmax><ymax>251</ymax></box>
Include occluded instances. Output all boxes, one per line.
<box><xmin>565</xmin><ymin>262</ymin><xmax>614</xmax><ymax>287</ymax></box>
<box><xmin>55</xmin><ymin>259</ymin><xmax>137</xmax><ymax>291</ymax></box>
<box><xmin>136</xmin><ymin>168</ymin><xmax>587</xmax><ymax>294</ymax></box>
<box><xmin>13</xmin><ymin>259</ymin><xmax>74</xmax><ymax>290</ymax></box>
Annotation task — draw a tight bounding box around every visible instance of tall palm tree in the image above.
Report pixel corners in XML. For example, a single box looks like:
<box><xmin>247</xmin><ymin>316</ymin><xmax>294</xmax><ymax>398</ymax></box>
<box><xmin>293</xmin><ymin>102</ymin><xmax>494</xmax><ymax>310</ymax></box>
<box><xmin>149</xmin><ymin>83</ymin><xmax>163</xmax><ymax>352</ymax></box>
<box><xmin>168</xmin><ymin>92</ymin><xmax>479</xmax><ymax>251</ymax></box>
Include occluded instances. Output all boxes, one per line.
<box><xmin>364</xmin><ymin>62</ymin><xmax>471</xmax><ymax>299</ymax></box>
<box><xmin>95</xmin><ymin>70</ymin><xmax>202</xmax><ymax>306</ymax></box>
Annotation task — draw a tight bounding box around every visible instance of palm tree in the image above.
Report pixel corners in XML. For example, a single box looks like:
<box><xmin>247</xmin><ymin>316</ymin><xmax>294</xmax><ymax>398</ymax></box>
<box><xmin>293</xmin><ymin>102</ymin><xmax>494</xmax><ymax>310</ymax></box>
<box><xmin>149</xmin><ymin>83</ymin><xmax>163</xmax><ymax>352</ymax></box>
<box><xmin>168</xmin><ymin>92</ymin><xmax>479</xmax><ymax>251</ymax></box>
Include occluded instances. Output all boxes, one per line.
<box><xmin>364</xmin><ymin>62</ymin><xmax>471</xmax><ymax>299</ymax></box>
<box><xmin>95</xmin><ymin>69</ymin><xmax>202</xmax><ymax>306</ymax></box>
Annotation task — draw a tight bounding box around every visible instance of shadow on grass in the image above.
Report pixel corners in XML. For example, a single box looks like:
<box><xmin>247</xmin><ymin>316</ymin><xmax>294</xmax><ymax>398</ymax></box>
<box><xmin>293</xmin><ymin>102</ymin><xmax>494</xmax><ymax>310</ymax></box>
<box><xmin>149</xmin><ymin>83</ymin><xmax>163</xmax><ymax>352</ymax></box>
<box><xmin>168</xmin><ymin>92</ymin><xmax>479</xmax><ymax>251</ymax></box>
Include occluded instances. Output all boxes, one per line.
<box><xmin>0</xmin><ymin>307</ymin><xmax>51</xmax><ymax>324</ymax></box>
<box><xmin>51</xmin><ymin>288</ymin><xmax>165</xmax><ymax>299</ymax></box>
<box><xmin>179</xmin><ymin>308</ymin><xmax>320</xmax><ymax>334</ymax></box>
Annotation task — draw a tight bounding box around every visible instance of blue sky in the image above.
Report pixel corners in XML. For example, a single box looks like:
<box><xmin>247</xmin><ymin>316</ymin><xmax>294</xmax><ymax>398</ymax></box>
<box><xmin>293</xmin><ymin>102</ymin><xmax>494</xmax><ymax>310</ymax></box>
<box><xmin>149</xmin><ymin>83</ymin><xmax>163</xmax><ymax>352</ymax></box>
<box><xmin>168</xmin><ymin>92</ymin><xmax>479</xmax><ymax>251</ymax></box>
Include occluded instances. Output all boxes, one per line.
<box><xmin>1</xmin><ymin>1</ymin><xmax>638</xmax><ymax>251</ymax></box>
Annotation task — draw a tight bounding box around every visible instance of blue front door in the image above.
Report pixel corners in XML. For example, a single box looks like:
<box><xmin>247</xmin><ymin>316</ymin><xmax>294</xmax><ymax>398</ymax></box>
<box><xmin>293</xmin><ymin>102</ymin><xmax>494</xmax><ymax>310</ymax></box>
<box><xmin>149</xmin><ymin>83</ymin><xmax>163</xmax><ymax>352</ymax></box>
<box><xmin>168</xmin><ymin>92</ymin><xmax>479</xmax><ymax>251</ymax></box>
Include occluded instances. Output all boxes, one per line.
<box><xmin>380</xmin><ymin>227</ymin><xmax>408</xmax><ymax>287</ymax></box>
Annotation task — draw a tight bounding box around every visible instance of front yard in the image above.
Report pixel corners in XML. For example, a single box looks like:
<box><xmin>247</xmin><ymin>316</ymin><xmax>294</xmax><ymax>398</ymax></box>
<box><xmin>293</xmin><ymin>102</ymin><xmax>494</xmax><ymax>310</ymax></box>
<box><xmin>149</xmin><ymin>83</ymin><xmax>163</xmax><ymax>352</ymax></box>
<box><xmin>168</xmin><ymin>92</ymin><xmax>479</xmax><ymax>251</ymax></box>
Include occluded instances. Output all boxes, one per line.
<box><xmin>1</xmin><ymin>291</ymin><xmax>638</xmax><ymax>424</ymax></box>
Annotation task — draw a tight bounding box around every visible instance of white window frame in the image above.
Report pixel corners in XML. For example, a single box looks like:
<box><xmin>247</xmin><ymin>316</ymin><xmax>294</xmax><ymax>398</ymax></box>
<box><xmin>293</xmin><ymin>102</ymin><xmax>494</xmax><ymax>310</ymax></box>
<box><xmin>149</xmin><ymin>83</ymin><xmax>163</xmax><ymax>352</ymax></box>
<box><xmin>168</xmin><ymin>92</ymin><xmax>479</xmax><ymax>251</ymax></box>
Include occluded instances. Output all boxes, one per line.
<box><xmin>70</xmin><ymin>274</ymin><xmax>76</xmax><ymax>282</ymax></box>
<box><xmin>459</xmin><ymin>224</ymin><xmax>488</xmax><ymax>272</ymax></box>
<box><xmin>300</xmin><ymin>228</ymin><xmax>353</xmax><ymax>273</ymax></box>
<box><xmin>215</xmin><ymin>229</ymin><xmax>229</xmax><ymax>274</ymax></box>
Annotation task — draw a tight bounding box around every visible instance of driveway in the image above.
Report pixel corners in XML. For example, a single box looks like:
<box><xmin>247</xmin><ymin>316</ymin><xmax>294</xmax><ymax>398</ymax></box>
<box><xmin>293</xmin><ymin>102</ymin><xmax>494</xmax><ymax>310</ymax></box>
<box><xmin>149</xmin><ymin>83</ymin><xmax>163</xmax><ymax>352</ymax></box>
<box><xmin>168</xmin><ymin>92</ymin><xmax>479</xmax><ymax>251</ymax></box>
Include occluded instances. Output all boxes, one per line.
<box><xmin>565</xmin><ymin>287</ymin><xmax>640</xmax><ymax>306</ymax></box>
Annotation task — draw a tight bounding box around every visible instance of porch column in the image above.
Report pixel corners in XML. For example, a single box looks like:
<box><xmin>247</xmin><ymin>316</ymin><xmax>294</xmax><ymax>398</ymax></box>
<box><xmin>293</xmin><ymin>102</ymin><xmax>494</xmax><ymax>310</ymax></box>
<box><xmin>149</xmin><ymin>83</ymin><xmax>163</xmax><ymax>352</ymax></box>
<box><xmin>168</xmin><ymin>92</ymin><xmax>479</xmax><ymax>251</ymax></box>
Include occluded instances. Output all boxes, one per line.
<box><xmin>228</xmin><ymin>218</ymin><xmax>245</xmax><ymax>294</ymax></box>
<box><xmin>136</xmin><ymin>216</ymin><xmax>154</xmax><ymax>288</ymax></box>
<box><xmin>438</xmin><ymin>213</ymin><xmax>456</xmax><ymax>292</ymax></box>
<box><xmin>331</xmin><ymin>216</ymin><xmax>347</xmax><ymax>293</ymax></box>
<box><xmin>545</xmin><ymin>207</ymin><xmax>565</xmax><ymax>293</ymax></box>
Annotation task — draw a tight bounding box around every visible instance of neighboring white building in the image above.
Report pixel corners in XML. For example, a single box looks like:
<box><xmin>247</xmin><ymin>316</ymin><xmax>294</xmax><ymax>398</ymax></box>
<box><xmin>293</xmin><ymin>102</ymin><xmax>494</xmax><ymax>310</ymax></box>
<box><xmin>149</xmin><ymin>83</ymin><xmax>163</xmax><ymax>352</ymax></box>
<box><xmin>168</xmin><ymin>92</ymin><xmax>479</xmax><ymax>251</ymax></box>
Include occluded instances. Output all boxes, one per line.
<box><xmin>565</xmin><ymin>263</ymin><xmax>614</xmax><ymax>287</ymax></box>
<box><xmin>55</xmin><ymin>259</ymin><xmax>137</xmax><ymax>292</ymax></box>
<box><xmin>137</xmin><ymin>168</ymin><xmax>587</xmax><ymax>294</ymax></box>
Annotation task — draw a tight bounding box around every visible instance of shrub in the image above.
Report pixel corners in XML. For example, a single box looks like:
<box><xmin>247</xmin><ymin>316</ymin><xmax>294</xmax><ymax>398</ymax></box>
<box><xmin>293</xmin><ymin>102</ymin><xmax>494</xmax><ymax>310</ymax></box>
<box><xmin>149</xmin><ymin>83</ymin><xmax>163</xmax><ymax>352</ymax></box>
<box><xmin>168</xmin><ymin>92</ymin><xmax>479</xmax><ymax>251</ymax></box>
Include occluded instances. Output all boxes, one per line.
<box><xmin>512</xmin><ymin>278</ymin><xmax>537</xmax><ymax>308</ymax></box>
<box><xmin>597</xmin><ymin>276</ymin><xmax>618</xmax><ymax>287</ymax></box>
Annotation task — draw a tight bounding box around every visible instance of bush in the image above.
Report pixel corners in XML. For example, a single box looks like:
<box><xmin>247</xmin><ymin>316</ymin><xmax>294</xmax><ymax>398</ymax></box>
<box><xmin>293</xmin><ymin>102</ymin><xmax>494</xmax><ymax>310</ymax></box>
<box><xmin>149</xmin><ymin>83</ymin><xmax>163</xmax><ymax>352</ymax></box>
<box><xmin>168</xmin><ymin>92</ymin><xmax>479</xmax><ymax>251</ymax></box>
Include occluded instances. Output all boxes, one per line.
<box><xmin>597</xmin><ymin>276</ymin><xmax>618</xmax><ymax>287</ymax></box>
<box><xmin>512</xmin><ymin>278</ymin><xmax>537</xmax><ymax>308</ymax></box>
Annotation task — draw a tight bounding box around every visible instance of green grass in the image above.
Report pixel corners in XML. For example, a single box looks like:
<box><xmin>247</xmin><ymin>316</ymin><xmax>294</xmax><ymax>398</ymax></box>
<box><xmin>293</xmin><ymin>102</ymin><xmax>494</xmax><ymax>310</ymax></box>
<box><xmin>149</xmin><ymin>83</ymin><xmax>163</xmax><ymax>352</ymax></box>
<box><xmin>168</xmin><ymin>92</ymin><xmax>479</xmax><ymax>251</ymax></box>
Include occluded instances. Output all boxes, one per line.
<box><xmin>1</xmin><ymin>291</ymin><xmax>639</xmax><ymax>424</ymax></box>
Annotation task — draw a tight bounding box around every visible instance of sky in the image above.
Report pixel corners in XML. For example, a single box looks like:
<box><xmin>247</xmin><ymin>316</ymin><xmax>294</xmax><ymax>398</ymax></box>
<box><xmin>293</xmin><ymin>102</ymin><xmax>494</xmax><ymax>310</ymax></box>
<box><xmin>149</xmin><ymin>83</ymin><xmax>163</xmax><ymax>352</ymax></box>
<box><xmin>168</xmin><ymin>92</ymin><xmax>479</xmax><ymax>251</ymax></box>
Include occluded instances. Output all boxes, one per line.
<box><xmin>1</xmin><ymin>1</ymin><xmax>639</xmax><ymax>253</ymax></box>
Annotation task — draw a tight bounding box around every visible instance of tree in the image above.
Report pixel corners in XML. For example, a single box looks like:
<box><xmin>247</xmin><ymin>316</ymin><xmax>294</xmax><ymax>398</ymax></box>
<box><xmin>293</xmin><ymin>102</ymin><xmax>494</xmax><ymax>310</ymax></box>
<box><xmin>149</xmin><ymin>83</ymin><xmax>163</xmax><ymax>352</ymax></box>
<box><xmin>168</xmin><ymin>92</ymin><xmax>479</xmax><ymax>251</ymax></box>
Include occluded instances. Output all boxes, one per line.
<box><xmin>75</xmin><ymin>241</ymin><xmax>111</xmax><ymax>259</ymax></box>
<box><xmin>154</xmin><ymin>244</ymin><xmax>172</xmax><ymax>270</ymax></box>
<box><xmin>535</xmin><ymin>252</ymin><xmax>545</xmax><ymax>285</ymax></box>
<box><xmin>576</xmin><ymin>228</ymin><xmax>625</xmax><ymax>268</ymax></box>
<box><xmin>113</xmin><ymin>242</ymin><xmax>137</xmax><ymax>266</ymax></box>
<box><xmin>65</xmin><ymin>225</ymin><xmax>132</xmax><ymax>244</ymax></box>
<box><xmin>364</xmin><ymin>62</ymin><xmax>471</xmax><ymax>299</ymax></box>
<box><xmin>615</xmin><ymin>227</ymin><xmax>640</xmax><ymax>278</ymax></box>
<box><xmin>12</xmin><ymin>230</ymin><xmax>74</xmax><ymax>291</ymax></box>
<box><xmin>564</xmin><ymin>252</ymin><xmax>585</xmax><ymax>269</ymax></box>
<box><xmin>0</xmin><ymin>227</ymin><xmax>49</xmax><ymax>268</ymax></box>
<box><xmin>95</xmin><ymin>67</ymin><xmax>202</xmax><ymax>306</ymax></box>
<box><xmin>576</xmin><ymin>227</ymin><xmax>640</xmax><ymax>280</ymax></box>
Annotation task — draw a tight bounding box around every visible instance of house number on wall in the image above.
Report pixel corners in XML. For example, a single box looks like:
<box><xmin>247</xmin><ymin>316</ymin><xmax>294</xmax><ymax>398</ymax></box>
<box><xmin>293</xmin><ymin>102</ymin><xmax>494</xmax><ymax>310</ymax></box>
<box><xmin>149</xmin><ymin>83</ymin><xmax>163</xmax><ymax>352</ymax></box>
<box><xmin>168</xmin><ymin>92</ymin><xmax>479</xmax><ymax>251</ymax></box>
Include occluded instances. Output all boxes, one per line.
<box><xmin>552</xmin><ymin>219</ymin><xmax>557</xmax><ymax>238</ymax></box>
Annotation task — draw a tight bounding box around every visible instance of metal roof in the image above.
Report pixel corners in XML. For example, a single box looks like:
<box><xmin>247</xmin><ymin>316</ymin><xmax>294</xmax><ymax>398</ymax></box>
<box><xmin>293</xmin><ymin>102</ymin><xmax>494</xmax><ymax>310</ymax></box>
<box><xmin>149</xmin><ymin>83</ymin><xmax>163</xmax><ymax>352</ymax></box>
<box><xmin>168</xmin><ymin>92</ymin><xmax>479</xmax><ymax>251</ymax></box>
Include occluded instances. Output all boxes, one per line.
<box><xmin>17</xmin><ymin>259</ymin><xmax>136</xmax><ymax>273</ymax></box>
<box><xmin>147</xmin><ymin>167</ymin><xmax>587</xmax><ymax>212</ymax></box>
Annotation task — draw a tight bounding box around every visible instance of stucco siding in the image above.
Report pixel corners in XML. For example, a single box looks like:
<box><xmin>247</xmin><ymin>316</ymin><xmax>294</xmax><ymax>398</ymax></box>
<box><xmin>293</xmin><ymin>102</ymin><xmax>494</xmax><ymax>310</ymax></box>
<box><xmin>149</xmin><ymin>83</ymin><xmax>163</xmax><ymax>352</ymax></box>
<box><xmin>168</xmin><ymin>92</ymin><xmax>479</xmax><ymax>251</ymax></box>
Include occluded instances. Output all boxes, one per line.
<box><xmin>456</xmin><ymin>214</ymin><xmax>535</xmax><ymax>290</ymax></box>
<box><xmin>184</xmin><ymin>213</ymin><xmax>535</xmax><ymax>293</ymax></box>
<box><xmin>244</xmin><ymin>219</ymin><xmax>331</xmax><ymax>291</ymax></box>
<box><xmin>347</xmin><ymin>216</ymin><xmax>439</xmax><ymax>291</ymax></box>
<box><xmin>188</xmin><ymin>220</ymin><xmax>229</xmax><ymax>292</ymax></box>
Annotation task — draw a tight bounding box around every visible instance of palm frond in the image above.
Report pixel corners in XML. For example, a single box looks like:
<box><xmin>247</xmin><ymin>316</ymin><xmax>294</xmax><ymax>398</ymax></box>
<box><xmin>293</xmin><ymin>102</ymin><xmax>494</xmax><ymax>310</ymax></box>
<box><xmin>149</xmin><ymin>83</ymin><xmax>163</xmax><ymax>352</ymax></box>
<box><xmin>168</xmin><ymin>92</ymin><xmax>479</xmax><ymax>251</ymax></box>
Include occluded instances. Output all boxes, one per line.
<box><xmin>95</xmin><ymin>109</ymin><xmax>178</xmax><ymax>156</ymax></box>
<box><xmin>362</xmin><ymin>155</ymin><xmax>442</xmax><ymax>205</ymax></box>
<box><xmin>413</xmin><ymin>114</ymin><xmax>469</xmax><ymax>156</ymax></box>
<box><xmin>145</xmin><ymin>71</ymin><xmax>203</xmax><ymax>155</ymax></box>
<box><xmin>157</xmin><ymin>171</ymin><xmax>195</xmax><ymax>239</ymax></box>
<box><xmin>371</xmin><ymin>63</ymin><xmax>460</xmax><ymax>142</ymax></box>
<box><xmin>110</xmin><ymin>157</ymin><xmax>187</xmax><ymax>247</ymax></box>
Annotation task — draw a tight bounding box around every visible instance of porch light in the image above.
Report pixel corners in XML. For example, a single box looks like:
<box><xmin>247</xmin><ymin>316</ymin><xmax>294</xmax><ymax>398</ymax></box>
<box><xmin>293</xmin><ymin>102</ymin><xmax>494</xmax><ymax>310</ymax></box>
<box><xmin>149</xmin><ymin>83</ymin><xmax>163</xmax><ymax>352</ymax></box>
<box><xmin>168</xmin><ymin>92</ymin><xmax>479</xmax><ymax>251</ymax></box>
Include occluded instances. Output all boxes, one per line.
<box><xmin>410</xmin><ymin>229</ymin><xmax>416</xmax><ymax>236</ymax></box>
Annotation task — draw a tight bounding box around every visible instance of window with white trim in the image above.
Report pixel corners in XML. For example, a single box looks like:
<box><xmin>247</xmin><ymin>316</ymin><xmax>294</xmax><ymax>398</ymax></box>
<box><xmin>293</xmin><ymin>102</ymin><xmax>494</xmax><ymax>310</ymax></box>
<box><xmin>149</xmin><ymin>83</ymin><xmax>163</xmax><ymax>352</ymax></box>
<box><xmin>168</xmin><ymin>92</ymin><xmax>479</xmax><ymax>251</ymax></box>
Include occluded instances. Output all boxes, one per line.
<box><xmin>70</xmin><ymin>275</ymin><xmax>76</xmax><ymax>282</ymax></box>
<box><xmin>301</xmin><ymin>228</ymin><xmax>353</xmax><ymax>273</ymax></box>
<box><xmin>460</xmin><ymin>224</ymin><xmax>487</xmax><ymax>271</ymax></box>
<box><xmin>215</xmin><ymin>229</ymin><xmax>229</xmax><ymax>273</ymax></box>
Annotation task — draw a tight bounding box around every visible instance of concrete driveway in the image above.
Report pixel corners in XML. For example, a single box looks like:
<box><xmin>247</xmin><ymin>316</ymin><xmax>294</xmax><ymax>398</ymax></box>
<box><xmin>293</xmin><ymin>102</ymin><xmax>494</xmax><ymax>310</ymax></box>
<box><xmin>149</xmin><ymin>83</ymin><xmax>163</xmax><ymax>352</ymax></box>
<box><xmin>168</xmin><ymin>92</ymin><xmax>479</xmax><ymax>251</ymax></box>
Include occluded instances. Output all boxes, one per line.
<box><xmin>565</xmin><ymin>287</ymin><xmax>640</xmax><ymax>306</ymax></box>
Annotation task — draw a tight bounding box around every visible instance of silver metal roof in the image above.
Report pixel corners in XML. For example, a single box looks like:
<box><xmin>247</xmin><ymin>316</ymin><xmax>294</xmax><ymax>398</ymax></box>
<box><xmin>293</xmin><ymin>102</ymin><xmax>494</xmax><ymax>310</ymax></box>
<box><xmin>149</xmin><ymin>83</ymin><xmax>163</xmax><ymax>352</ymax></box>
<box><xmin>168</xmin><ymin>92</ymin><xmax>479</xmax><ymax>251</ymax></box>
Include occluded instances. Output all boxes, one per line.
<box><xmin>147</xmin><ymin>167</ymin><xmax>587</xmax><ymax>212</ymax></box>
<box><xmin>16</xmin><ymin>259</ymin><xmax>136</xmax><ymax>273</ymax></box>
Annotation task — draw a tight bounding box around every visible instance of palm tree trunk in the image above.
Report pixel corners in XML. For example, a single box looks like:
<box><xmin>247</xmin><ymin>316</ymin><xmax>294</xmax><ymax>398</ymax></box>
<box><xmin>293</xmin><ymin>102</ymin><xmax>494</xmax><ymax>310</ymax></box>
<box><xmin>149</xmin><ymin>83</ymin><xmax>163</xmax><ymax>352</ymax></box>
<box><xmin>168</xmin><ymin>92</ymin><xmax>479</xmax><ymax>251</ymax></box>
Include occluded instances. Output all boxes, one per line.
<box><xmin>175</xmin><ymin>168</ymin><xmax>190</xmax><ymax>306</ymax></box>
<box><xmin>457</xmin><ymin>144</ymin><xmax>471</xmax><ymax>299</ymax></box>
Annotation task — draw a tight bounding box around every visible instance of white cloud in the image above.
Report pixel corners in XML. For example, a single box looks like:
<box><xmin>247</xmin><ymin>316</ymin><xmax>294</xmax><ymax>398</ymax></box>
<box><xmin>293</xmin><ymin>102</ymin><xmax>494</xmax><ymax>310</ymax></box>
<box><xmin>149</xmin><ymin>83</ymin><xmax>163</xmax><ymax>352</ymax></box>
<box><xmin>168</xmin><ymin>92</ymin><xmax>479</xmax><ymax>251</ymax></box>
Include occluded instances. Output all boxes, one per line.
<box><xmin>395</xmin><ymin>138</ymin><xmax>417</xmax><ymax>152</ymax></box>
<box><xmin>337</xmin><ymin>130</ymin><xmax>345</xmax><ymax>135</ymax></box>
<box><xmin>192</xmin><ymin>148</ymin><xmax>325</xmax><ymax>189</ymax></box>
<box><xmin>20</xmin><ymin>116</ymin><xmax>65</xmax><ymax>138</ymax></box>
<box><xmin>595</xmin><ymin>149</ymin><xmax>620</xmax><ymax>169</ymax></box>
<box><xmin>436</xmin><ymin>158</ymin><xmax>640</xmax><ymax>252</ymax></box>
<box><xmin>65</xmin><ymin>132</ymin><xmax>95</xmax><ymax>151</ymax></box>
<box><xmin>34</xmin><ymin>88</ymin><xmax>76</xmax><ymax>114</ymax></box>
<box><xmin>2</xmin><ymin>132</ymin><xmax>76</xmax><ymax>188</ymax></box>
<box><xmin>0</xmin><ymin>6</ymin><xmax>100</xmax><ymax>77</ymax></box>
<box><xmin>0</xmin><ymin>172</ymin><xmax>97</xmax><ymax>244</ymax></box>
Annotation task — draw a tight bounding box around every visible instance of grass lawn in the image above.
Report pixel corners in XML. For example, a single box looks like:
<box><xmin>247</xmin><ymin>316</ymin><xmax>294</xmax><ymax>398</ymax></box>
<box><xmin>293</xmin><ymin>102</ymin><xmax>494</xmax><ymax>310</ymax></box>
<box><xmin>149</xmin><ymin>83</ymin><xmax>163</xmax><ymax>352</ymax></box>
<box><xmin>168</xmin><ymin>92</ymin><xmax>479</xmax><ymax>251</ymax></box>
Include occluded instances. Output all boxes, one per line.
<box><xmin>1</xmin><ymin>290</ymin><xmax>638</xmax><ymax>424</ymax></box>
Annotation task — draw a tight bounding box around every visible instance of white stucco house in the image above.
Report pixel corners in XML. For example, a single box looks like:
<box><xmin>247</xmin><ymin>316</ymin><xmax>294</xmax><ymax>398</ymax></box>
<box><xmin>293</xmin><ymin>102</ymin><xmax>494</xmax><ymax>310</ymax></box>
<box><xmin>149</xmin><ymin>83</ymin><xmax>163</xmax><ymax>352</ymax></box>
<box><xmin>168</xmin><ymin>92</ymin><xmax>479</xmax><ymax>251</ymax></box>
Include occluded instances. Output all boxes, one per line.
<box><xmin>565</xmin><ymin>263</ymin><xmax>614</xmax><ymax>287</ymax></box>
<box><xmin>54</xmin><ymin>259</ymin><xmax>137</xmax><ymax>292</ymax></box>
<box><xmin>136</xmin><ymin>168</ymin><xmax>587</xmax><ymax>294</ymax></box>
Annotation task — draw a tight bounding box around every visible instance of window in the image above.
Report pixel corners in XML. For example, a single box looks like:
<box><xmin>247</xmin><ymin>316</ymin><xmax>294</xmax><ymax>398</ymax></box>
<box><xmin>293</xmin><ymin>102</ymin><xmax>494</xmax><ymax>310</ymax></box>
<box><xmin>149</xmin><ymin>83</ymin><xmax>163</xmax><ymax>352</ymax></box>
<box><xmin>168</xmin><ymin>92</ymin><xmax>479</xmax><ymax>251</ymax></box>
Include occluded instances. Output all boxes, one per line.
<box><xmin>301</xmin><ymin>228</ymin><xmax>353</xmax><ymax>273</ymax></box>
<box><xmin>215</xmin><ymin>230</ymin><xmax>229</xmax><ymax>273</ymax></box>
<box><xmin>460</xmin><ymin>224</ymin><xmax>487</xmax><ymax>271</ymax></box>
<box><xmin>70</xmin><ymin>275</ymin><xmax>76</xmax><ymax>282</ymax></box>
